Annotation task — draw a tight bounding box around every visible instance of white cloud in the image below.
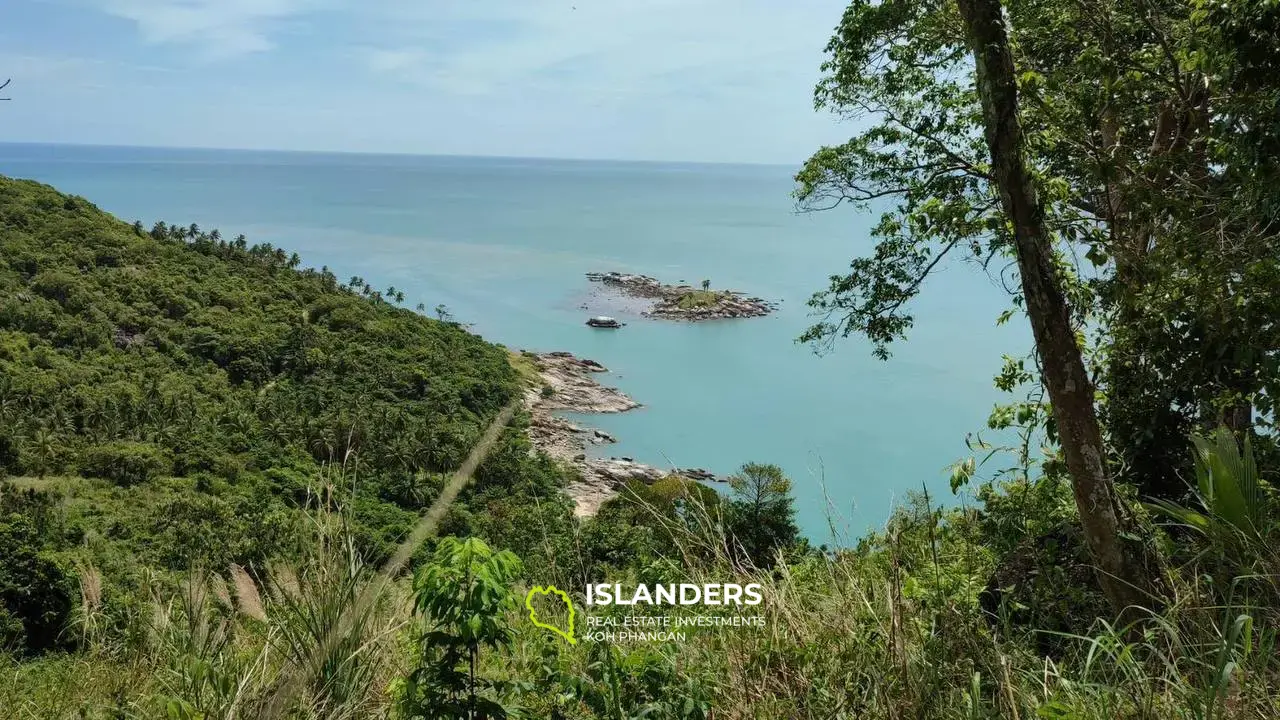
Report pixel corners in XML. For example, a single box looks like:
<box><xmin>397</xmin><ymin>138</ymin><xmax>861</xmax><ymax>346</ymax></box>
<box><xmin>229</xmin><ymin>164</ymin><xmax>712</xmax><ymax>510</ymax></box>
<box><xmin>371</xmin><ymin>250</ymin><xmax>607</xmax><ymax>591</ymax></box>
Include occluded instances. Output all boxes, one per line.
<box><xmin>45</xmin><ymin>0</ymin><xmax>848</xmax><ymax>161</ymax></box>
<box><xmin>100</xmin><ymin>0</ymin><xmax>327</xmax><ymax>58</ymax></box>
<box><xmin>365</xmin><ymin>48</ymin><xmax>425</xmax><ymax>74</ymax></box>
<box><xmin>357</xmin><ymin>0</ymin><xmax>842</xmax><ymax>101</ymax></box>
<box><xmin>93</xmin><ymin>0</ymin><xmax>841</xmax><ymax>96</ymax></box>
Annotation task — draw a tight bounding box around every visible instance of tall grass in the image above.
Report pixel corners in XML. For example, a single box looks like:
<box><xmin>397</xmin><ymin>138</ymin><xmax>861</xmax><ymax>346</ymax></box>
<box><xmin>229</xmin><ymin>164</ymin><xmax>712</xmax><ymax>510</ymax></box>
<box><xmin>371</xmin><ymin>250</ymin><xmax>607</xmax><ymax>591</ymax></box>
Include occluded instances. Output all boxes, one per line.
<box><xmin>486</xmin><ymin>480</ymin><xmax>1280</xmax><ymax>719</ymax></box>
<box><xmin>4</xmin><ymin>430</ymin><xmax>1280</xmax><ymax>718</ymax></box>
<box><xmin>5</xmin><ymin>502</ymin><xmax>1279</xmax><ymax>718</ymax></box>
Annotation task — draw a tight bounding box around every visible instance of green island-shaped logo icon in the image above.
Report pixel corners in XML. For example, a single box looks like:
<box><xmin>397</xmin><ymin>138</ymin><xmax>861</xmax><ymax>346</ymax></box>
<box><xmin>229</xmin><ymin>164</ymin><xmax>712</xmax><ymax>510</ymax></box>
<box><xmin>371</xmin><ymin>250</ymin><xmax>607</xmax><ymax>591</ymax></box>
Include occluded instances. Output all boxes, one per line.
<box><xmin>525</xmin><ymin>585</ymin><xmax>577</xmax><ymax>645</ymax></box>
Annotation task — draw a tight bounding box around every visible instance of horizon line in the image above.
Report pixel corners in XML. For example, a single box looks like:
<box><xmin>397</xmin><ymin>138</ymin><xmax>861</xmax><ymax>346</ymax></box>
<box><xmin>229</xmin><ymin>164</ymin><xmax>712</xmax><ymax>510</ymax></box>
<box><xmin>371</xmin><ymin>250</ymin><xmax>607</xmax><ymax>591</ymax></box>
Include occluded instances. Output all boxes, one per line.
<box><xmin>0</xmin><ymin>140</ymin><xmax>801</xmax><ymax>170</ymax></box>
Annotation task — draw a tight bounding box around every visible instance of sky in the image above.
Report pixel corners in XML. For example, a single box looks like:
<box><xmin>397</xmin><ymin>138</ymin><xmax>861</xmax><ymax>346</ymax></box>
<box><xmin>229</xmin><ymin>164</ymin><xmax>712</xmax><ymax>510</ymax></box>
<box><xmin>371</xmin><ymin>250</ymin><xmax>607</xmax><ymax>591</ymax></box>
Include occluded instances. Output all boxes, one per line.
<box><xmin>1</xmin><ymin>0</ymin><xmax>854</xmax><ymax>164</ymax></box>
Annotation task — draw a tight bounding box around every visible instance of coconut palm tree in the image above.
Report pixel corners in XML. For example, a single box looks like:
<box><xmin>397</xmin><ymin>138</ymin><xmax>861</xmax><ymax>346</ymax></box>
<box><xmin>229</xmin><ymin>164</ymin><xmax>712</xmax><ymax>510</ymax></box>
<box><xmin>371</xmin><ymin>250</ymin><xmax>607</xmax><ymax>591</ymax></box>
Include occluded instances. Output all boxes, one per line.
<box><xmin>30</xmin><ymin>426</ymin><xmax>59</xmax><ymax>478</ymax></box>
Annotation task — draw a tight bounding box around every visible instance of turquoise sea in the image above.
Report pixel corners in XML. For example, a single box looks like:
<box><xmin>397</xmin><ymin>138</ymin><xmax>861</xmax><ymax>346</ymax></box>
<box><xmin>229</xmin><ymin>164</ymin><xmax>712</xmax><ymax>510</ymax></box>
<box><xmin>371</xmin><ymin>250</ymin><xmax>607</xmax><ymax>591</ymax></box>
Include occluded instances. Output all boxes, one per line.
<box><xmin>0</xmin><ymin>142</ymin><xmax>1024</xmax><ymax>541</ymax></box>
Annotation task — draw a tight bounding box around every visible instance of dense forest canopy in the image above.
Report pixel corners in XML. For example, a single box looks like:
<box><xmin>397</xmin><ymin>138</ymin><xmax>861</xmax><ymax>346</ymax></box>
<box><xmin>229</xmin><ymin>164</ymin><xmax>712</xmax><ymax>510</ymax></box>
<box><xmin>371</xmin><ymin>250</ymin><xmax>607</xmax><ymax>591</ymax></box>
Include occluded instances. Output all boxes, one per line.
<box><xmin>0</xmin><ymin>175</ymin><xmax>575</xmax><ymax>652</ymax></box>
<box><xmin>0</xmin><ymin>176</ymin><xmax>516</xmax><ymax>484</ymax></box>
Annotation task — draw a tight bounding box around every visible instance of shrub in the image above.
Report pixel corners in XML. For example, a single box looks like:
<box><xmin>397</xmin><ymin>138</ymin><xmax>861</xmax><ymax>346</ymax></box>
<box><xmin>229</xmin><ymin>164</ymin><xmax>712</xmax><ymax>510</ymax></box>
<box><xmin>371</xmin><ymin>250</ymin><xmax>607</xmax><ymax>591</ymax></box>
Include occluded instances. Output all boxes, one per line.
<box><xmin>80</xmin><ymin>441</ymin><xmax>170</xmax><ymax>486</ymax></box>
<box><xmin>0</xmin><ymin>513</ymin><xmax>76</xmax><ymax>654</ymax></box>
<box><xmin>0</xmin><ymin>433</ymin><xmax>17</xmax><ymax>476</ymax></box>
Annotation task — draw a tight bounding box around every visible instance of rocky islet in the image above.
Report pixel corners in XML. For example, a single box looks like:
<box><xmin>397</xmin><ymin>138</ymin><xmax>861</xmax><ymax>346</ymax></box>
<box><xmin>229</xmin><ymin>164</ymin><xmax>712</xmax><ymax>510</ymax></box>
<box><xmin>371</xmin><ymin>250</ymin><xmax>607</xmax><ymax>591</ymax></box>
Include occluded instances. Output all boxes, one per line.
<box><xmin>585</xmin><ymin>271</ymin><xmax>778</xmax><ymax>321</ymax></box>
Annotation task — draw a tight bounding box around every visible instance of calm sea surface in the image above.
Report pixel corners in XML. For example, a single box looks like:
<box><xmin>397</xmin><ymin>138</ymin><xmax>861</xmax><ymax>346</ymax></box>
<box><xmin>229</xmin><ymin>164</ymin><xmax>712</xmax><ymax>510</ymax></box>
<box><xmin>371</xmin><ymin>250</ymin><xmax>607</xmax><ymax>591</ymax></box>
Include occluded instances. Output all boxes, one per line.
<box><xmin>0</xmin><ymin>142</ymin><xmax>1025</xmax><ymax>541</ymax></box>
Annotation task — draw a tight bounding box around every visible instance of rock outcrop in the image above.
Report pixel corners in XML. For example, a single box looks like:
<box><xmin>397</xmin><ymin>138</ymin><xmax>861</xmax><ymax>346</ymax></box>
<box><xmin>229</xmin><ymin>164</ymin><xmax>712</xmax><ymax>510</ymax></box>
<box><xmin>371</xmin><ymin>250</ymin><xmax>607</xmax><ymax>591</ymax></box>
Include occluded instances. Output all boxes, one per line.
<box><xmin>585</xmin><ymin>271</ymin><xmax>778</xmax><ymax>321</ymax></box>
<box><xmin>521</xmin><ymin>351</ymin><xmax>722</xmax><ymax>516</ymax></box>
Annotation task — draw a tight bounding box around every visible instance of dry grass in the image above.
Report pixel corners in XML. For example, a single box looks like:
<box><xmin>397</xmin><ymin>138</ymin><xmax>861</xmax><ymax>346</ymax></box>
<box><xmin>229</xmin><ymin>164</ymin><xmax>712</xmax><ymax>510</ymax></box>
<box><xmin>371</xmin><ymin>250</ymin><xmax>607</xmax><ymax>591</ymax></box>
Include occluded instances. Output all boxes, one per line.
<box><xmin>507</xmin><ymin>350</ymin><xmax>543</xmax><ymax>389</ymax></box>
<box><xmin>230</xmin><ymin>564</ymin><xmax>267</xmax><ymax>623</ymax></box>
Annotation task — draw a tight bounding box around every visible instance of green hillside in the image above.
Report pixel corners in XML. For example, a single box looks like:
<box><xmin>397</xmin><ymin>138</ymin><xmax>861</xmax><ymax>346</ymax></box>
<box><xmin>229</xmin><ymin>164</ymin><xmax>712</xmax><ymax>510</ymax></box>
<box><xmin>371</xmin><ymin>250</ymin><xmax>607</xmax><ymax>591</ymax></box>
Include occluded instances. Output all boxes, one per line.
<box><xmin>0</xmin><ymin>176</ymin><xmax>516</xmax><ymax>481</ymax></box>
<box><xmin>0</xmin><ymin>176</ymin><xmax>571</xmax><ymax>652</ymax></box>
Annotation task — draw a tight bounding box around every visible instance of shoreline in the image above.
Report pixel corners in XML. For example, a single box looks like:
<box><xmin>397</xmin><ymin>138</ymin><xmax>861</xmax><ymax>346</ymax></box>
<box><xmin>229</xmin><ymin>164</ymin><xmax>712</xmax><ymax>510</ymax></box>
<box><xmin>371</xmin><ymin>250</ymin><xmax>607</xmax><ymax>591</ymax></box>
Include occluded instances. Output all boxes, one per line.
<box><xmin>521</xmin><ymin>351</ymin><xmax>718</xmax><ymax>516</ymax></box>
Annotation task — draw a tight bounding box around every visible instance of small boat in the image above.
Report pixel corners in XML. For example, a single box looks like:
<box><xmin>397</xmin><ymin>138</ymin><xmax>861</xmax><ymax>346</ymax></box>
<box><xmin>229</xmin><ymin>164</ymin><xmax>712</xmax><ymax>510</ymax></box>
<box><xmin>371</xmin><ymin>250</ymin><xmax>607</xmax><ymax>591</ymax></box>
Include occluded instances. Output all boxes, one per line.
<box><xmin>586</xmin><ymin>316</ymin><xmax>623</xmax><ymax>328</ymax></box>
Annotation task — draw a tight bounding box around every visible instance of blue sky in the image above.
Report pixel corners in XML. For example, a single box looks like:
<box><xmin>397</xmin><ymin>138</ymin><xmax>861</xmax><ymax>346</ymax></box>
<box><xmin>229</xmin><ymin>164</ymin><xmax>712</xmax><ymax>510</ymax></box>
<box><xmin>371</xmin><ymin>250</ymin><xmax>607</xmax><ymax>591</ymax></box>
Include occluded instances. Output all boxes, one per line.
<box><xmin>1</xmin><ymin>0</ymin><xmax>852</xmax><ymax>163</ymax></box>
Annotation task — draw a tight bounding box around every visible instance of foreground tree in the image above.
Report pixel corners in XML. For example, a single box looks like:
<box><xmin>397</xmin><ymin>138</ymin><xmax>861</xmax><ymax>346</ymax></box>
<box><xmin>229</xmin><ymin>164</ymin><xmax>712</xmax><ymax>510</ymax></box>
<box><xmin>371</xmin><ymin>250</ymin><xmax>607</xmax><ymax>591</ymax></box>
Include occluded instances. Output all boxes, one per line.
<box><xmin>725</xmin><ymin>463</ymin><xmax>800</xmax><ymax>568</ymax></box>
<box><xmin>802</xmin><ymin>0</ymin><xmax>1280</xmax><ymax>616</ymax></box>
<box><xmin>800</xmin><ymin>0</ymin><xmax>1280</xmax><ymax>501</ymax></box>
<box><xmin>952</xmin><ymin>0</ymin><xmax>1156</xmax><ymax>611</ymax></box>
<box><xmin>397</xmin><ymin>537</ymin><xmax>522</xmax><ymax>720</ymax></box>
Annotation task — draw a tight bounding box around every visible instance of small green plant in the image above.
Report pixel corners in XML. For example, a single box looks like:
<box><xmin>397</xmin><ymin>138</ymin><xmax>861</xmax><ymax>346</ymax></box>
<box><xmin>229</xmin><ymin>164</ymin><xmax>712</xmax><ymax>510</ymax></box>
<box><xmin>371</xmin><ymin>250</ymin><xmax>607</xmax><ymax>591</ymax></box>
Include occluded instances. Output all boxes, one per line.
<box><xmin>558</xmin><ymin>642</ymin><xmax>711</xmax><ymax>720</ymax></box>
<box><xmin>396</xmin><ymin>536</ymin><xmax>523</xmax><ymax>720</ymax></box>
<box><xmin>1148</xmin><ymin>427</ymin><xmax>1271</xmax><ymax>553</ymax></box>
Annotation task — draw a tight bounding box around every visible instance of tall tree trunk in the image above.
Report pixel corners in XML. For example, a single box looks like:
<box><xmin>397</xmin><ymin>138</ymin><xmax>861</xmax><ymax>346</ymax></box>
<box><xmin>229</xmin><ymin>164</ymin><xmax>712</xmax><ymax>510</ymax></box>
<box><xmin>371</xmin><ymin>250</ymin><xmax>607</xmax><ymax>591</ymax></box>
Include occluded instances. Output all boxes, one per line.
<box><xmin>954</xmin><ymin>0</ymin><xmax>1158</xmax><ymax>616</ymax></box>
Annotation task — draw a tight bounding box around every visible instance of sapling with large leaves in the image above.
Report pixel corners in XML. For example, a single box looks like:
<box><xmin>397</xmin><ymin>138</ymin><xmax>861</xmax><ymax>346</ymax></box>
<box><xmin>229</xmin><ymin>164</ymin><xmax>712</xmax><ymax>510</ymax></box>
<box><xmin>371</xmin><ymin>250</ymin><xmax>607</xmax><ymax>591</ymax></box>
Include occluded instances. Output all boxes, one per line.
<box><xmin>397</xmin><ymin>536</ymin><xmax>523</xmax><ymax>720</ymax></box>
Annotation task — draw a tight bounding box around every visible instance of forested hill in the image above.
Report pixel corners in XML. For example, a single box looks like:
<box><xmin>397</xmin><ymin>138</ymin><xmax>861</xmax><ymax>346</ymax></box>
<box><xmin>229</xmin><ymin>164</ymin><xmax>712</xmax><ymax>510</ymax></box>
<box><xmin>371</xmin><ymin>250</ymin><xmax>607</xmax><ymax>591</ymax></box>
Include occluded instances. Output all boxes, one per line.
<box><xmin>0</xmin><ymin>175</ymin><xmax>571</xmax><ymax>649</ymax></box>
<box><xmin>0</xmin><ymin>174</ymin><xmax>522</xmax><ymax>480</ymax></box>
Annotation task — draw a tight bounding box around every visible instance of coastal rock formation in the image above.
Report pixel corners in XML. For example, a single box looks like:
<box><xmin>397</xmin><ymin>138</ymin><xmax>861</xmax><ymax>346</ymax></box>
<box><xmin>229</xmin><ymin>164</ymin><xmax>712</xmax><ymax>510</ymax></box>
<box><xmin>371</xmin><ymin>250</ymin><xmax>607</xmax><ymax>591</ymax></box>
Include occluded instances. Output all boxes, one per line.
<box><xmin>532</xmin><ymin>352</ymin><xmax>635</xmax><ymax>413</ymax></box>
<box><xmin>521</xmin><ymin>351</ymin><xmax>721</xmax><ymax>516</ymax></box>
<box><xmin>585</xmin><ymin>271</ymin><xmax>778</xmax><ymax>321</ymax></box>
<box><xmin>678</xmin><ymin>467</ymin><xmax>720</xmax><ymax>483</ymax></box>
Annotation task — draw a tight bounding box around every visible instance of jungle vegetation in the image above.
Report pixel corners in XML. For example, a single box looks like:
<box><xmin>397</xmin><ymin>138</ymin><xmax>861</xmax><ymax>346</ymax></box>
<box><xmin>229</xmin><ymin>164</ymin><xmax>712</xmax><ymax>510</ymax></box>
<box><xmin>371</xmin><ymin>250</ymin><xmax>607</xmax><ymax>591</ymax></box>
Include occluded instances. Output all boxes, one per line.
<box><xmin>4</xmin><ymin>0</ymin><xmax>1280</xmax><ymax>715</ymax></box>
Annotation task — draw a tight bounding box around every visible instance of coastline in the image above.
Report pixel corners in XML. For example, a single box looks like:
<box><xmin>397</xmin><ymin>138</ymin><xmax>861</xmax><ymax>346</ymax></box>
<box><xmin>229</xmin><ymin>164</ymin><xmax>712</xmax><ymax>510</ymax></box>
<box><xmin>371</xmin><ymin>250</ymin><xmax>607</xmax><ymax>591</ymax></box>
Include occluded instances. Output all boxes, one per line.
<box><xmin>521</xmin><ymin>351</ymin><xmax>717</xmax><ymax>516</ymax></box>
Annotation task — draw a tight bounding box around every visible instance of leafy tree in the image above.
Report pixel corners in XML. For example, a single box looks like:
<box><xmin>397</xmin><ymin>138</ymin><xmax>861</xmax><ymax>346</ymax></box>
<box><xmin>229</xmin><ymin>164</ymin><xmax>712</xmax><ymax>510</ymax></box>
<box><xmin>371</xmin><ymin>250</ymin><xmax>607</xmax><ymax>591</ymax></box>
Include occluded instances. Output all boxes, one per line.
<box><xmin>952</xmin><ymin>0</ymin><xmax>1158</xmax><ymax>612</ymax></box>
<box><xmin>725</xmin><ymin>463</ymin><xmax>799</xmax><ymax>568</ymax></box>
<box><xmin>582</xmin><ymin>477</ymin><xmax>723</xmax><ymax>576</ymax></box>
<box><xmin>0</xmin><ymin>506</ymin><xmax>75</xmax><ymax>654</ymax></box>
<box><xmin>800</xmin><ymin>0</ymin><xmax>1280</xmax><ymax>502</ymax></box>
<box><xmin>80</xmin><ymin>441</ymin><xmax>170</xmax><ymax>486</ymax></box>
<box><xmin>0</xmin><ymin>433</ymin><xmax>18</xmax><ymax>477</ymax></box>
<box><xmin>794</xmin><ymin>0</ymin><xmax>1280</xmax><ymax>612</ymax></box>
<box><xmin>397</xmin><ymin>537</ymin><xmax>523</xmax><ymax>720</ymax></box>
<box><xmin>28</xmin><ymin>427</ymin><xmax>61</xmax><ymax>479</ymax></box>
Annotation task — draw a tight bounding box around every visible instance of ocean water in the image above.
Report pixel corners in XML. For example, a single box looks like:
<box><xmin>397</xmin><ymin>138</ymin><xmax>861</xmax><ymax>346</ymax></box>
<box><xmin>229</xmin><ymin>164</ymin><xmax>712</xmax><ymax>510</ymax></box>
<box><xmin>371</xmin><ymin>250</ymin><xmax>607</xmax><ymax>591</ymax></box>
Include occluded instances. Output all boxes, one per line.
<box><xmin>0</xmin><ymin>142</ymin><xmax>1025</xmax><ymax>541</ymax></box>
